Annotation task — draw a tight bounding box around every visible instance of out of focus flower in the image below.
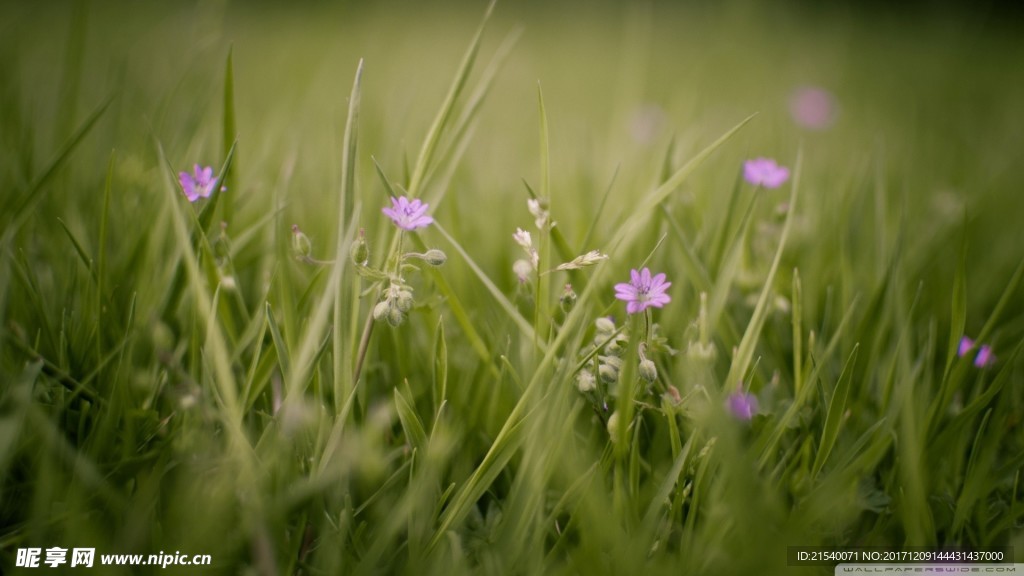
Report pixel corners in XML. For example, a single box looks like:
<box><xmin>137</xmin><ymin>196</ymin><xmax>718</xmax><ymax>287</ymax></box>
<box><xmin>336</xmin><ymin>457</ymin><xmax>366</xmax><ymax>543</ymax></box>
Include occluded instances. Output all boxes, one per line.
<box><xmin>975</xmin><ymin>344</ymin><xmax>995</xmax><ymax>368</ymax></box>
<box><xmin>789</xmin><ymin>86</ymin><xmax>837</xmax><ymax>130</ymax></box>
<box><xmin>614</xmin><ymin>267</ymin><xmax>671</xmax><ymax>314</ymax></box>
<box><xmin>383</xmin><ymin>196</ymin><xmax>433</xmax><ymax>231</ymax></box>
<box><xmin>959</xmin><ymin>336</ymin><xmax>996</xmax><ymax>368</ymax></box>
<box><xmin>743</xmin><ymin>158</ymin><xmax>790</xmax><ymax>189</ymax></box>
<box><xmin>513</xmin><ymin>259</ymin><xmax>533</xmax><ymax>284</ymax></box>
<box><xmin>957</xmin><ymin>336</ymin><xmax>975</xmax><ymax>358</ymax></box>
<box><xmin>513</xmin><ymin>227</ymin><xmax>539</xmax><ymax>269</ymax></box>
<box><xmin>726</xmin><ymin>391</ymin><xmax>758</xmax><ymax>421</ymax></box>
<box><xmin>527</xmin><ymin>198</ymin><xmax>554</xmax><ymax>230</ymax></box>
<box><xmin>179</xmin><ymin>164</ymin><xmax>220</xmax><ymax>202</ymax></box>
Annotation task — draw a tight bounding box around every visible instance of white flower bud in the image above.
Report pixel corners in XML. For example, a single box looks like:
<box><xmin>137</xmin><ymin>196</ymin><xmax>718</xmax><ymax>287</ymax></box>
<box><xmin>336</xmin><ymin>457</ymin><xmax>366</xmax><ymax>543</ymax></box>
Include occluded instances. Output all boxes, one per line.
<box><xmin>395</xmin><ymin>290</ymin><xmax>414</xmax><ymax>312</ymax></box>
<box><xmin>513</xmin><ymin>259</ymin><xmax>533</xmax><ymax>283</ymax></box>
<box><xmin>607</xmin><ymin>411</ymin><xmax>620</xmax><ymax>440</ymax></box>
<box><xmin>575</xmin><ymin>370</ymin><xmax>596</xmax><ymax>393</ymax></box>
<box><xmin>423</xmin><ymin>249</ymin><xmax>447</xmax><ymax>266</ymax></box>
<box><xmin>387</xmin><ymin>306</ymin><xmax>405</xmax><ymax>327</ymax></box>
<box><xmin>598</xmin><ymin>363</ymin><xmax>618</xmax><ymax>384</ymax></box>
<box><xmin>373</xmin><ymin>301</ymin><xmax>391</xmax><ymax>322</ymax></box>
<box><xmin>639</xmin><ymin>359</ymin><xmax>658</xmax><ymax>383</ymax></box>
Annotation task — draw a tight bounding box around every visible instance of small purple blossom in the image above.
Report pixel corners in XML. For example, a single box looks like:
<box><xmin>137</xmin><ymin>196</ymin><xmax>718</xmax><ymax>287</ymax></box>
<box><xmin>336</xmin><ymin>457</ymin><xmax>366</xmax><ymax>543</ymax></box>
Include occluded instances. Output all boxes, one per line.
<box><xmin>959</xmin><ymin>336</ymin><xmax>996</xmax><ymax>368</ymax></box>
<box><xmin>789</xmin><ymin>86</ymin><xmax>837</xmax><ymax>130</ymax></box>
<box><xmin>614</xmin><ymin>267</ymin><xmax>671</xmax><ymax>315</ymax></box>
<box><xmin>975</xmin><ymin>345</ymin><xmax>995</xmax><ymax>368</ymax></box>
<box><xmin>743</xmin><ymin>158</ymin><xmax>790</xmax><ymax>189</ymax></box>
<box><xmin>727</xmin><ymin>391</ymin><xmax>758</xmax><ymax>421</ymax></box>
<box><xmin>178</xmin><ymin>164</ymin><xmax>219</xmax><ymax>202</ymax></box>
<box><xmin>382</xmin><ymin>196</ymin><xmax>434</xmax><ymax>231</ymax></box>
<box><xmin>957</xmin><ymin>336</ymin><xmax>975</xmax><ymax>358</ymax></box>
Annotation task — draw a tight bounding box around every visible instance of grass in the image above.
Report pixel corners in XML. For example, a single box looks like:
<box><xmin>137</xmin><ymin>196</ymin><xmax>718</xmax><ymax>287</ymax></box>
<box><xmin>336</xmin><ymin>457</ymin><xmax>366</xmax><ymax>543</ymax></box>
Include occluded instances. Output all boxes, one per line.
<box><xmin>2</xmin><ymin>1</ymin><xmax>1023</xmax><ymax>574</ymax></box>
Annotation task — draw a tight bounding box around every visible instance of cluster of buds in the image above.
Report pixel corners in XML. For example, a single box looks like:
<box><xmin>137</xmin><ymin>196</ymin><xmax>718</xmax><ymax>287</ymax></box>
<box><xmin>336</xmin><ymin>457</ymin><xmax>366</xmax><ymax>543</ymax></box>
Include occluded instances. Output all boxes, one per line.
<box><xmin>575</xmin><ymin>315</ymin><xmax>678</xmax><ymax>408</ymax></box>
<box><xmin>373</xmin><ymin>281</ymin><xmax>416</xmax><ymax>327</ymax></box>
<box><xmin>348</xmin><ymin>231</ymin><xmax>447</xmax><ymax>328</ymax></box>
<box><xmin>574</xmin><ymin>317</ymin><xmax>628</xmax><ymax>395</ymax></box>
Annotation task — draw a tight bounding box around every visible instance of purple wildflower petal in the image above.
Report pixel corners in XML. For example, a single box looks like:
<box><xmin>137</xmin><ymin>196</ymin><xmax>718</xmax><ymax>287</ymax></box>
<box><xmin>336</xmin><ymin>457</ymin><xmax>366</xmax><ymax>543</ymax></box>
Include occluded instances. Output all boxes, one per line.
<box><xmin>382</xmin><ymin>195</ymin><xmax>434</xmax><ymax>230</ymax></box>
<box><xmin>615</xmin><ymin>267</ymin><xmax>672</xmax><ymax>314</ymax></box>
<box><xmin>727</xmin><ymin>392</ymin><xmax>758</xmax><ymax>421</ymax></box>
<box><xmin>743</xmin><ymin>158</ymin><xmax>790</xmax><ymax>189</ymax></box>
<box><xmin>957</xmin><ymin>336</ymin><xmax>974</xmax><ymax>357</ymax></box>
<box><xmin>790</xmin><ymin>86</ymin><xmax>837</xmax><ymax>130</ymax></box>
<box><xmin>974</xmin><ymin>345</ymin><xmax>995</xmax><ymax>368</ymax></box>
<box><xmin>178</xmin><ymin>163</ymin><xmax>218</xmax><ymax>203</ymax></box>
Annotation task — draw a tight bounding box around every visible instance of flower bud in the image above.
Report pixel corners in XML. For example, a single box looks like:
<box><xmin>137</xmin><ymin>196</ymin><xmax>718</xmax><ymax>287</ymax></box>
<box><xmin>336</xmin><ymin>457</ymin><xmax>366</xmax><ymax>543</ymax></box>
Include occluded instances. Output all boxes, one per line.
<box><xmin>665</xmin><ymin>384</ymin><xmax>682</xmax><ymax>404</ymax></box>
<box><xmin>639</xmin><ymin>359</ymin><xmax>658</xmax><ymax>383</ymax></box>
<box><xmin>602</xmin><ymin>355</ymin><xmax>623</xmax><ymax>370</ymax></box>
<box><xmin>291</xmin><ymin>224</ymin><xmax>312</xmax><ymax>259</ymax></box>
<box><xmin>607</xmin><ymin>411</ymin><xmax>620</xmax><ymax>440</ymax></box>
<box><xmin>386</xmin><ymin>306</ymin><xmax>405</xmax><ymax>327</ymax></box>
<box><xmin>372</xmin><ymin>300</ymin><xmax>390</xmax><ymax>322</ymax></box>
<box><xmin>595</xmin><ymin>317</ymin><xmax>616</xmax><ymax>335</ymax></box>
<box><xmin>513</xmin><ymin>259</ymin><xmax>533</xmax><ymax>283</ymax></box>
<box><xmin>605</xmin><ymin>340</ymin><xmax>623</xmax><ymax>355</ymax></box>
<box><xmin>395</xmin><ymin>290</ymin><xmax>414</xmax><ymax>312</ymax></box>
<box><xmin>350</xmin><ymin>229</ymin><xmax>369</xmax><ymax>266</ymax></box>
<box><xmin>559</xmin><ymin>284</ymin><xmax>577</xmax><ymax>314</ymax></box>
<box><xmin>598</xmin><ymin>363</ymin><xmax>619</xmax><ymax>384</ymax></box>
<box><xmin>575</xmin><ymin>370</ymin><xmax>596</xmax><ymax>393</ymax></box>
<box><xmin>423</xmin><ymin>249</ymin><xmax>447</xmax><ymax>266</ymax></box>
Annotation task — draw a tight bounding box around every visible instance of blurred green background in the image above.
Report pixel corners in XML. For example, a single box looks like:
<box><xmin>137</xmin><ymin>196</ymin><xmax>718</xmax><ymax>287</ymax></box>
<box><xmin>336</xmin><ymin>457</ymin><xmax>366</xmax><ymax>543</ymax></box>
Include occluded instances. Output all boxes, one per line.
<box><xmin>2</xmin><ymin>1</ymin><xmax>1023</xmax><ymax>574</ymax></box>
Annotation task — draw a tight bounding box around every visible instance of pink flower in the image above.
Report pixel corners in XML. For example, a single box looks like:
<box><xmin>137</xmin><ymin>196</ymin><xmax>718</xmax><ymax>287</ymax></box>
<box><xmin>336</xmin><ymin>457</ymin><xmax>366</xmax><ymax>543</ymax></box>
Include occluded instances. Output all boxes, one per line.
<box><xmin>957</xmin><ymin>336</ymin><xmax>975</xmax><ymax>358</ymax></box>
<box><xmin>958</xmin><ymin>336</ymin><xmax>996</xmax><ymax>368</ymax></box>
<box><xmin>382</xmin><ymin>196</ymin><xmax>434</xmax><ymax>231</ymax></box>
<box><xmin>743</xmin><ymin>158</ymin><xmax>790</xmax><ymax>189</ymax></box>
<box><xmin>614</xmin><ymin>267</ymin><xmax>671</xmax><ymax>314</ymax></box>
<box><xmin>790</xmin><ymin>86</ymin><xmax>837</xmax><ymax>130</ymax></box>
<box><xmin>178</xmin><ymin>164</ymin><xmax>219</xmax><ymax>202</ymax></box>
<box><xmin>975</xmin><ymin>345</ymin><xmax>995</xmax><ymax>368</ymax></box>
<box><xmin>727</xmin><ymin>391</ymin><xmax>758</xmax><ymax>421</ymax></box>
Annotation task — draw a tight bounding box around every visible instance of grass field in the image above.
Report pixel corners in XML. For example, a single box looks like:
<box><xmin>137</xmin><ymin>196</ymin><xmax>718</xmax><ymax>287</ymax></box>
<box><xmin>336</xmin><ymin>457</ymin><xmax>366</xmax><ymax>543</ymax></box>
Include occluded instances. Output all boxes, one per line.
<box><xmin>2</xmin><ymin>1</ymin><xmax>1024</xmax><ymax>574</ymax></box>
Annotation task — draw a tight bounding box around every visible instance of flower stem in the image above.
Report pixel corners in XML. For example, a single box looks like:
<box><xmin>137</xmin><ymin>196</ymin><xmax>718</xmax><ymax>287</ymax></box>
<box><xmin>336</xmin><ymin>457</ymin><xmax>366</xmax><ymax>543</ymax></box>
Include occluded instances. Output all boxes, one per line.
<box><xmin>352</xmin><ymin>293</ymin><xmax>377</xmax><ymax>384</ymax></box>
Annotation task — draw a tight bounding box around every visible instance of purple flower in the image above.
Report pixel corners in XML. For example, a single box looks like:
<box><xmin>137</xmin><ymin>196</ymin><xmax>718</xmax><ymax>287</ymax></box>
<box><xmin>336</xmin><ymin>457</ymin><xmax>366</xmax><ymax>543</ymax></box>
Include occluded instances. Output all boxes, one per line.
<box><xmin>383</xmin><ymin>196</ymin><xmax>434</xmax><ymax>231</ymax></box>
<box><xmin>957</xmin><ymin>336</ymin><xmax>975</xmax><ymax>357</ymax></box>
<box><xmin>789</xmin><ymin>86</ymin><xmax>837</xmax><ymax>130</ymax></box>
<box><xmin>614</xmin><ymin>267</ymin><xmax>671</xmax><ymax>314</ymax></box>
<box><xmin>178</xmin><ymin>164</ymin><xmax>219</xmax><ymax>202</ymax></box>
<box><xmin>743</xmin><ymin>158</ymin><xmax>790</xmax><ymax>189</ymax></box>
<box><xmin>975</xmin><ymin>345</ymin><xmax>995</xmax><ymax>368</ymax></box>
<box><xmin>727</xmin><ymin>391</ymin><xmax>758</xmax><ymax>421</ymax></box>
<box><xmin>959</xmin><ymin>336</ymin><xmax>996</xmax><ymax>368</ymax></box>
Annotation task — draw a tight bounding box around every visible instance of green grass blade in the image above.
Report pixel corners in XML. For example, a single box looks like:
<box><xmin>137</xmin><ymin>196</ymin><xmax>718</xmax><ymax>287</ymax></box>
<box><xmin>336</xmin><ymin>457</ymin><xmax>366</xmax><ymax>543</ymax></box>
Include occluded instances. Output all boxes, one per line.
<box><xmin>222</xmin><ymin>46</ymin><xmax>237</xmax><ymax>224</ymax></box>
<box><xmin>7</xmin><ymin>96</ymin><xmax>113</xmax><ymax>233</ymax></box>
<box><xmin>332</xmin><ymin>59</ymin><xmax>363</xmax><ymax>410</ymax></box>
<box><xmin>266</xmin><ymin>302</ymin><xmax>291</xmax><ymax>384</ymax></box>
<box><xmin>811</xmin><ymin>344</ymin><xmax>859</xmax><ymax>478</ymax></box>
<box><xmin>432</xmin><ymin>316</ymin><xmax>448</xmax><ymax>416</ymax></box>
<box><xmin>56</xmin><ymin>217</ymin><xmax>97</xmax><ymax>284</ymax></box>
<box><xmin>406</xmin><ymin>0</ymin><xmax>495</xmax><ymax>198</ymax></box>
<box><xmin>725</xmin><ymin>147</ymin><xmax>802</xmax><ymax>391</ymax></box>
<box><xmin>434</xmin><ymin>222</ymin><xmax>542</xmax><ymax>350</ymax></box>
<box><xmin>792</xmin><ymin>268</ymin><xmax>804</xmax><ymax>395</ymax></box>
<box><xmin>607</xmin><ymin>113</ymin><xmax>756</xmax><ymax>257</ymax></box>
<box><xmin>0</xmin><ymin>360</ymin><xmax>42</xmax><ymax>479</ymax></box>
